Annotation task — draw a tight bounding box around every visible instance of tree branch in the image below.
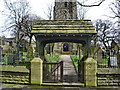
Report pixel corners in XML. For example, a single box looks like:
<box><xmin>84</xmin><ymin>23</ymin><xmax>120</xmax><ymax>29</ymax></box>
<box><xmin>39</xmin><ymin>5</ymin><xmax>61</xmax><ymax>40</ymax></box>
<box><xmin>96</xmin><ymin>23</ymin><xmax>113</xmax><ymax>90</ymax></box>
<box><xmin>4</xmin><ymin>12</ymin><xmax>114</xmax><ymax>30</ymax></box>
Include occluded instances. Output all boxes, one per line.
<box><xmin>77</xmin><ymin>0</ymin><xmax>105</xmax><ymax>7</ymax></box>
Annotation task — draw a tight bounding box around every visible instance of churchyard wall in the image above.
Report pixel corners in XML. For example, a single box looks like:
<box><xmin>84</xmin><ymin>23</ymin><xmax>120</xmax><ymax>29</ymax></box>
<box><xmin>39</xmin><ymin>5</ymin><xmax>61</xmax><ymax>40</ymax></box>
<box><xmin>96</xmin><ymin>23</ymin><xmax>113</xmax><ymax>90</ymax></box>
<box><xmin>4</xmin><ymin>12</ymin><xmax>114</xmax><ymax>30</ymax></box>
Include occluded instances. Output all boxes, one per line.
<box><xmin>0</xmin><ymin>65</ymin><xmax>30</xmax><ymax>84</ymax></box>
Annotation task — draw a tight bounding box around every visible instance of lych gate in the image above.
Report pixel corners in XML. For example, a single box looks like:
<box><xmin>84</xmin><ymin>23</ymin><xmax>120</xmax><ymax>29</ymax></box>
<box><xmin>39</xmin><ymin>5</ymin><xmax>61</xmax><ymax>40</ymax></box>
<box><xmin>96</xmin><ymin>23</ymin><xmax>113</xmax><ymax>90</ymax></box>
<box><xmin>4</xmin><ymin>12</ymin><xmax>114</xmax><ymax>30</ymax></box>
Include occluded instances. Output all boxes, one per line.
<box><xmin>31</xmin><ymin>19</ymin><xmax>97</xmax><ymax>86</ymax></box>
<box><xmin>30</xmin><ymin>0</ymin><xmax>97</xmax><ymax>86</ymax></box>
<box><xmin>1</xmin><ymin>0</ymin><xmax>120</xmax><ymax>87</ymax></box>
<box><xmin>31</xmin><ymin>20</ymin><xmax>96</xmax><ymax>59</ymax></box>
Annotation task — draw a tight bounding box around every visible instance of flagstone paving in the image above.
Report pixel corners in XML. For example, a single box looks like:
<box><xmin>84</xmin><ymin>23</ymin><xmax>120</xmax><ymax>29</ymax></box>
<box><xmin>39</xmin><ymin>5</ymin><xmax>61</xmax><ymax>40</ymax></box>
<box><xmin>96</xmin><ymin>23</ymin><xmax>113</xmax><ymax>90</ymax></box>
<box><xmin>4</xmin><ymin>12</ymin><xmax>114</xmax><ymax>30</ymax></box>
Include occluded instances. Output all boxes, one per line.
<box><xmin>58</xmin><ymin>55</ymin><xmax>78</xmax><ymax>83</ymax></box>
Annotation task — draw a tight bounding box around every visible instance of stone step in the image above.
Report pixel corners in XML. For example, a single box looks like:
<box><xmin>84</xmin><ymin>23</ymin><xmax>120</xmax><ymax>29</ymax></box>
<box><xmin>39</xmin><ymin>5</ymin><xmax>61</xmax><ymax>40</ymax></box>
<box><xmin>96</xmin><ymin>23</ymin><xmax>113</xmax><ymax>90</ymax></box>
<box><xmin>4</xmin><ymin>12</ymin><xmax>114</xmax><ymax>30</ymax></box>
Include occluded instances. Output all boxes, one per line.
<box><xmin>42</xmin><ymin>82</ymin><xmax>85</xmax><ymax>87</ymax></box>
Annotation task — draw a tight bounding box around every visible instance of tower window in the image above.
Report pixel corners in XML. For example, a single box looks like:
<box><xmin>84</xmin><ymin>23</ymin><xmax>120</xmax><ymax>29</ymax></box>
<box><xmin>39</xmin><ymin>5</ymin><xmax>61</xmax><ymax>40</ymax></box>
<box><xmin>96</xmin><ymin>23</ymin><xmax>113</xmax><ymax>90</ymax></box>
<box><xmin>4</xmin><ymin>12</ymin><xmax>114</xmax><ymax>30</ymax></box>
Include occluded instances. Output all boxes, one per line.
<box><xmin>63</xmin><ymin>10</ymin><xmax>67</xmax><ymax>19</ymax></box>
<box><xmin>64</xmin><ymin>2</ymin><xmax>67</xmax><ymax>7</ymax></box>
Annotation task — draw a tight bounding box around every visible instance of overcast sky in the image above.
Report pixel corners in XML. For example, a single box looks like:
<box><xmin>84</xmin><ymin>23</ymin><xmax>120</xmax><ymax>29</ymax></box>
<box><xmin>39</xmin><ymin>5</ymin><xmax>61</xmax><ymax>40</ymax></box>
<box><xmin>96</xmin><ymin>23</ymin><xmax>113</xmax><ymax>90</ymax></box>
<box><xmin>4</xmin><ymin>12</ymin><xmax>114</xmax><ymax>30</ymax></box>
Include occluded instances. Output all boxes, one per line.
<box><xmin>0</xmin><ymin>0</ymin><xmax>115</xmax><ymax>37</ymax></box>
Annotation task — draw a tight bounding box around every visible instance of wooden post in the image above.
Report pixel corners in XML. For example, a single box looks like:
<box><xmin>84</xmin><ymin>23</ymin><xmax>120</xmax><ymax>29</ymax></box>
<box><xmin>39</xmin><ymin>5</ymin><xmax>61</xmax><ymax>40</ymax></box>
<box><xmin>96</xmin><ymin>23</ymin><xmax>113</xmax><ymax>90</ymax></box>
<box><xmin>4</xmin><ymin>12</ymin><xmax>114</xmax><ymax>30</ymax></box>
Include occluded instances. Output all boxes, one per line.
<box><xmin>39</xmin><ymin>43</ymin><xmax>45</xmax><ymax>60</ymax></box>
<box><xmin>60</xmin><ymin>61</ymin><xmax>63</xmax><ymax>82</ymax></box>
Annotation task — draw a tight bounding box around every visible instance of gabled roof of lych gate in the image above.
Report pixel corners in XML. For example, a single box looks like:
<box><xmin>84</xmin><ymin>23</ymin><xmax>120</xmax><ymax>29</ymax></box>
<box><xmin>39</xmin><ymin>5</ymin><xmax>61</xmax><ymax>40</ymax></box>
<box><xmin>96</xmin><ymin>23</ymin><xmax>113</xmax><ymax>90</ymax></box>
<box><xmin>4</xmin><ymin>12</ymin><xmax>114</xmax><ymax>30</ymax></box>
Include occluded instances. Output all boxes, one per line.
<box><xmin>31</xmin><ymin>20</ymin><xmax>96</xmax><ymax>34</ymax></box>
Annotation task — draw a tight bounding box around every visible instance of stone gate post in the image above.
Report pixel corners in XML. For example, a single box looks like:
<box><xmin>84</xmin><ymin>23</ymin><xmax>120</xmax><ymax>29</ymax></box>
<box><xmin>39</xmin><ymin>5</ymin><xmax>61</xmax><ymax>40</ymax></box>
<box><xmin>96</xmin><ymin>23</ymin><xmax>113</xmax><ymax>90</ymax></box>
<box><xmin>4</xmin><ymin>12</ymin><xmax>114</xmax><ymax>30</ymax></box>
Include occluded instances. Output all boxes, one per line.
<box><xmin>30</xmin><ymin>58</ymin><xmax>43</xmax><ymax>85</ymax></box>
<box><xmin>84</xmin><ymin>57</ymin><xmax>97</xmax><ymax>87</ymax></box>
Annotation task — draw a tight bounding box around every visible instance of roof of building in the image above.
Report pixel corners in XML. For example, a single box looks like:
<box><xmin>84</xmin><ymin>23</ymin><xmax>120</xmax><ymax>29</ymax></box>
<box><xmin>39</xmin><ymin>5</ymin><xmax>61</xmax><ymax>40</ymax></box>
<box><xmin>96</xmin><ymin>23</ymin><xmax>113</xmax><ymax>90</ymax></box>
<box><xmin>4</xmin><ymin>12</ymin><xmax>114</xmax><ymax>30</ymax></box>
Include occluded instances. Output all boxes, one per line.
<box><xmin>31</xmin><ymin>20</ymin><xmax>96</xmax><ymax>35</ymax></box>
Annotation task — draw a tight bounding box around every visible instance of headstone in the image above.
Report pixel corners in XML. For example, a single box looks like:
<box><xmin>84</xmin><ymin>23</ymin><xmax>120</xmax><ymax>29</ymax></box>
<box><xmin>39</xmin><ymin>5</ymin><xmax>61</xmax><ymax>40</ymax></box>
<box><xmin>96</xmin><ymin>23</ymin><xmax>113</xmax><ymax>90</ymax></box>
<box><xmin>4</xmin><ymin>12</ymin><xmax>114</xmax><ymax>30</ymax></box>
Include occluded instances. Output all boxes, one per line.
<box><xmin>111</xmin><ymin>40</ymin><xmax>120</xmax><ymax>67</ymax></box>
<box><xmin>8</xmin><ymin>55</ymin><xmax>14</xmax><ymax>65</ymax></box>
<box><xmin>110</xmin><ymin>57</ymin><xmax>118</xmax><ymax>67</ymax></box>
<box><xmin>0</xmin><ymin>46</ymin><xmax>3</xmax><ymax>62</ymax></box>
<box><xmin>94</xmin><ymin>46</ymin><xmax>102</xmax><ymax>64</ymax></box>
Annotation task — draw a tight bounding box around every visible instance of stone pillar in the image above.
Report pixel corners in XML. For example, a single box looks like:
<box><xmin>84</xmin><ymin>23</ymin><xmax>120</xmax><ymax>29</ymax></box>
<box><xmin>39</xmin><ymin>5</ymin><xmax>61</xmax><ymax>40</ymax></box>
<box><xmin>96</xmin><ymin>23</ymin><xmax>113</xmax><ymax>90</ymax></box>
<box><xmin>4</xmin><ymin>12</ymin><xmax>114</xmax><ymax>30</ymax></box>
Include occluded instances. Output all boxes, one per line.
<box><xmin>31</xmin><ymin>58</ymin><xmax>43</xmax><ymax>85</ymax></box>
<box><xmin>84</xmin><ymin>57</ymin><xmax>97</xmax><ymax>87</ymax></box>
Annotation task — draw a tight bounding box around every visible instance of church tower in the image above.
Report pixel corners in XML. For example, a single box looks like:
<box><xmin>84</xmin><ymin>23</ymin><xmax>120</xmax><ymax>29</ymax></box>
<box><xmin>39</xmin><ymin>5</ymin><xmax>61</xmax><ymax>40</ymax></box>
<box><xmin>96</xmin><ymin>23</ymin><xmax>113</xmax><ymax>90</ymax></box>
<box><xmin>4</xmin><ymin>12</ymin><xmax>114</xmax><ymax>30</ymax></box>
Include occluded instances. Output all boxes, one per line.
<box><xmin>53</xmin><ymin>0</ymin><xmax>78</xmax><ymax>54</ymax></box>
<box><xmin>54</xmin><ymin>0</ymin><xmax>77</xmax><ymax>20</ymax></box>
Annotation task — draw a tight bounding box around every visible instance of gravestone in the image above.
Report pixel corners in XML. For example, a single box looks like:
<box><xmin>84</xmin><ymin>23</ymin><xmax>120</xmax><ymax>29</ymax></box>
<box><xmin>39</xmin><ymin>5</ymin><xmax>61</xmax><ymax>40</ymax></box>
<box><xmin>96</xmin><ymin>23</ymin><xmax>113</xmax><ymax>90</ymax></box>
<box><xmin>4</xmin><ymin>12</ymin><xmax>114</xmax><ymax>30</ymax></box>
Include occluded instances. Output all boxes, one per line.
<box><xmin>110</xmin><ymin>56</ymin><xmax>118</xmax><ymax>67</ymax></box>
<box><xmin>94</xmin><ymin>46</ymin><xmax>102</xmax><ymax>64</ymax></box>
<box><xmin>111</xmin><ymin>40</ymin><xmax>120</xmax><ymax>67</ymax></box>
<box><xmin>0</xmin><ymin>46</ymin><xmax>3</xmax><ymax>62</ymax></box>
<box><xmin>8</xmin><ymin>55</ymin><xmax>14</xmax><ymax>65</ymax></box>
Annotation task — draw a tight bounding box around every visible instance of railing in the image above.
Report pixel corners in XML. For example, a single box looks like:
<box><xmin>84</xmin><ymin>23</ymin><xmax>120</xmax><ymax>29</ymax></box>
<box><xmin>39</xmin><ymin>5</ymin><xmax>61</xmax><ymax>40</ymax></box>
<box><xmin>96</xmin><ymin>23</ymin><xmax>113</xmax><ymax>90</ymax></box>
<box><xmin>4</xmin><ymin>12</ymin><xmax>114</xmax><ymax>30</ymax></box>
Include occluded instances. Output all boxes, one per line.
<box><xmin>0</xmin><ymin>51</ymin><xmax>31</xmax><ymax>66</ymax></box>
<box><xmin>43</xmin><ymin>61</ymin><xmax>63</xmax><ymax>83</ymax></box>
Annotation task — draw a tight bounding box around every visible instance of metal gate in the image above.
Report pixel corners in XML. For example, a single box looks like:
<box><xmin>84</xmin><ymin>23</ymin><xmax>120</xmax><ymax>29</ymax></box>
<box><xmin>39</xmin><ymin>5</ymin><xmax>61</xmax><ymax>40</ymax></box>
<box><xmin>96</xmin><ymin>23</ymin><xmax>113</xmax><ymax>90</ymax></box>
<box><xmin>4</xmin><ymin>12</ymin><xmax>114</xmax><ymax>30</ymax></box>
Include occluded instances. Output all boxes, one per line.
<box><xmin>43</xmin><ymin>61</ymin><xmax>63</xmax><ymax>82</ymax></box>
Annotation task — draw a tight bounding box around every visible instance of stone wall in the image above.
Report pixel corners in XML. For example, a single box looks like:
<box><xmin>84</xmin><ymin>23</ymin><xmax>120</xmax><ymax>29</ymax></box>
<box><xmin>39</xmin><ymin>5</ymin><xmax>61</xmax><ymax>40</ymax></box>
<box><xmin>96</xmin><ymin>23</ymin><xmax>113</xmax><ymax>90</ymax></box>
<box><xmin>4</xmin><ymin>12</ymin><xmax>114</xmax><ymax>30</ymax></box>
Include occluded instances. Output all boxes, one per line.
<box><xmin>97</xmin><ymin>68</ymin><xmax>120</xmax><ymax>86</ymax></box>
<box><xmin>53</xmin><ymin>42</ymin><xmax>77</xmax><ymax>55</ymax></box>
<box><xmin>0</xmin><ymin>65</ymin><xmax>30</xmax><ymax>84</ymax></box>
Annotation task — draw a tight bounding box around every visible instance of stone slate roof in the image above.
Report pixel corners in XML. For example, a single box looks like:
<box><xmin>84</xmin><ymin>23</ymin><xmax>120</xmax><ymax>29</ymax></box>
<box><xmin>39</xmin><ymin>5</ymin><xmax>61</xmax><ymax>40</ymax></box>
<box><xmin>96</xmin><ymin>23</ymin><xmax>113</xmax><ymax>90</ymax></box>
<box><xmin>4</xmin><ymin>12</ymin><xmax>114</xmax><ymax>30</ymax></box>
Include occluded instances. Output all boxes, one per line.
<box><xmin>31</xmin><ymin>20</ymin><xmax>96</xmax><ymax>34</ymax></box>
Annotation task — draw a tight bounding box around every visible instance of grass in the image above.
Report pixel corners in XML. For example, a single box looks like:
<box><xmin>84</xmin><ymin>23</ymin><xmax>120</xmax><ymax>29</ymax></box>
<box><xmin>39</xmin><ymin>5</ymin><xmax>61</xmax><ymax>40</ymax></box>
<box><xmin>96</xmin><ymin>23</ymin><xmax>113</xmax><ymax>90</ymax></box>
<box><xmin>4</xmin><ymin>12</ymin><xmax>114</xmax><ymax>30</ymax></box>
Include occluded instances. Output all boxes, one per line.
<box><xmin>45</xmin><ymin>54</ymin><xmax>61</xmax><ymax>62</ymax></box>
<box><xmin>71</xmin><ymin>55</ymin><xmax>82</xmax><ymax>71</ymax></box>
<box><xmin>97</xmin><ymin>57</ymin><xmax>109</xmax><ymax>67</ymax></box>
<box><xmin>0</xmin><ymin>52</ymin><xmax>32</xmax><ymax>65</ymax></box>
<box><xmin>102</xmin><ymin>57</ymin><xmax>109</xmax><ymax>64</ymax></box>
<box><xmin>1</xmin><ymin>52</ymin><xmax>60</xmax><ymax>65</ymax></box>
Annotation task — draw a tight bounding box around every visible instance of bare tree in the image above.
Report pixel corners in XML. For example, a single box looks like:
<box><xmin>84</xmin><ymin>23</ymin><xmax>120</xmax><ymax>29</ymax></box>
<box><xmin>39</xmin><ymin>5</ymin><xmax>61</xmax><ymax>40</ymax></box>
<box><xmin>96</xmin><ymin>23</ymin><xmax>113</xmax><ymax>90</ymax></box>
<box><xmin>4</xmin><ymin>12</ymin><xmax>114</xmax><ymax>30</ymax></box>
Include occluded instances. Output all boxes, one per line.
<box><xmin>3</xmin><ymin>0</ymin><xmax>42</xmax><ymax>42</ymax></box>
<box><xmin>77</xmin><ymin>0</ymin><xmax>105</xmax><ymax>7</ymax></box>
<box><xmin>94</xmin><ymin>19</ymin><xmax>115</xmax><ymax>49</ymax></box>
<box><xmin>44</xmin><ymin>3</ymin><xmax>53</xmax><ymax>57</ymax></box>
<box><xmin>3</xmin><ymin>0</ymin><xmax>42</xmax><ymax>59</ymax></box>
<box><xmin>44</xmin><ymin>4</ymin><xmax>53</xmax><ymax>20</ymax></box>
<box><xmin>109</xmin><ymin>0</ymin><xmax>120</xmax><ymax>43</ymax></box>
<box><xmin>77</xmin><ymin>0</ymin><xmax>106</xmax><ymax>20</ymax></box>
<box><xmin>109</xmin><ymin>0</ymin><xmax>120</xmax><ymax>18</ymax></box>
<box><xmin>3</xmin><ymin>0</ymin><xmax>32</xmax><ymax>41</ymax></box>
<box><xmin>77</xmin><ymin>0</ymin><xmax>88</xmax><ymax>20</ymax></box>
<box><xmin>44</xmin><ymin>0</ymin><xmax>106</xmax><ymax>20</ymax></box>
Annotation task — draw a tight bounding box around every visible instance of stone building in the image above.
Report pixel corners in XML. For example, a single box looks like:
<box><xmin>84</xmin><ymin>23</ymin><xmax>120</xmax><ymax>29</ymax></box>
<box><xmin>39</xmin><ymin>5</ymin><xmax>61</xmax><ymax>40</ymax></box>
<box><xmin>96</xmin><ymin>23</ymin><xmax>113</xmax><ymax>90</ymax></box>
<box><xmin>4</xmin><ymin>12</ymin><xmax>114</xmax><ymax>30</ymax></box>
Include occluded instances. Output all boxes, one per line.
<box><xmin>54</xmin><ymin>0</ymin><xmax>77</xmax><ymax>20</ymax></box>
<box><xmin>0</xmin><ymin>36</ymin><xmax>16</xmax><ymax>54</ymax></box>
<box><xmin>53</xmin><ymin>42</ymin><xmax>78</xmax><ymax>54</ymax></box>
<box><xmin>0</xmin><ymin>36</ymin><xmax>16</xmax><ymax>47</ymax></box>
<box><xmin>53</xmin><ymin>0</ymin><xmax>78</xmax><ymax>54</ymax></box>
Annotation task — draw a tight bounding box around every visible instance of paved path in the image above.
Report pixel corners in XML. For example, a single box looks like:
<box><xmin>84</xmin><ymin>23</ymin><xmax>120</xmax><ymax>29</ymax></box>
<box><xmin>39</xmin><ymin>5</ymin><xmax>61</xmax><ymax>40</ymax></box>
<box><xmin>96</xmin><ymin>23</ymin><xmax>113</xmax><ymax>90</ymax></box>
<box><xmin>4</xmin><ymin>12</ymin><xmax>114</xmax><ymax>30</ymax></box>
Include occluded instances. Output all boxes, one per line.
<box><xmin>58</xmin><ymin>55</ymin><xmax>78</xmax><ymax>83</ymax></box>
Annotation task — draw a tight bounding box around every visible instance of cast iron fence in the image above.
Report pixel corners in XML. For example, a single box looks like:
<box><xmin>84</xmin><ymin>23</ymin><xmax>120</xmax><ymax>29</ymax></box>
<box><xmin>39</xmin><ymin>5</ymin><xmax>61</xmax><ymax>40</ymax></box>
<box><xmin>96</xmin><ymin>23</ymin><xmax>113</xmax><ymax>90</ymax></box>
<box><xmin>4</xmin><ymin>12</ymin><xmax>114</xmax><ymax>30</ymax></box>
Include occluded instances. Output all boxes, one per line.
<box><xmin>0</xmin><ymin>51</ymin><xmax>31</xmax><ymax>66</ymax></box>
